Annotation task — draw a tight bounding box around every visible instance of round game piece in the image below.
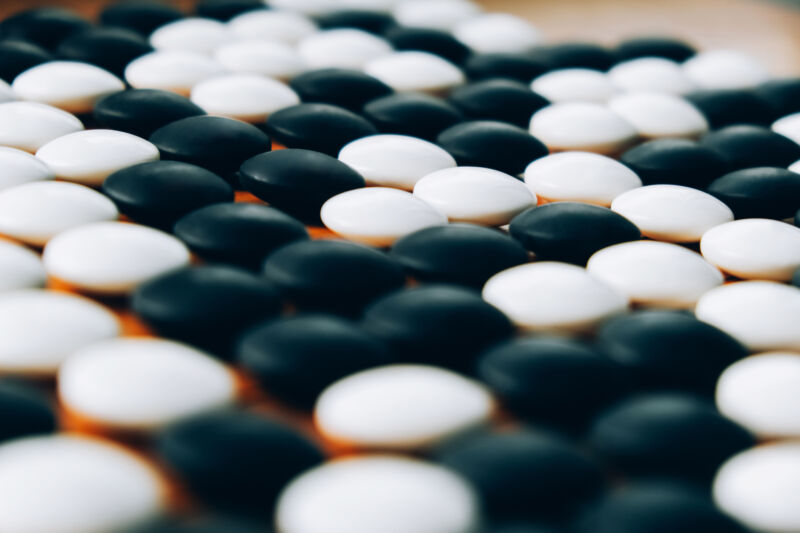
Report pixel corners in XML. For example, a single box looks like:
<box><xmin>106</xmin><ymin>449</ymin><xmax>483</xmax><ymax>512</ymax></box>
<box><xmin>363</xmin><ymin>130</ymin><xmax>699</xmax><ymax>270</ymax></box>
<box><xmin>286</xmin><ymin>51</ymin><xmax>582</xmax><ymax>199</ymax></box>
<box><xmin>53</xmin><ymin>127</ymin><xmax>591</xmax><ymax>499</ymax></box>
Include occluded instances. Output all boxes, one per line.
<box><xmin>390</xmin><ymin>223</ymin><xmax>528</xmax><ymax>288</ymax></box>
<box><xmin>297</xmin><ymin>29</ymin><xmax>393</xmax><ymax>70</ymax></box>
<box><xmin>620</xmin><ymin>138</ymin><xmax>729</xmax><ymax>188</ymax></box>
<box><xmin>529</xmin><ymin>102</ymin><xmax>638</xmax><ymax>155</ymax></box>
<box><xmin>43</xmin><ymin>221</ymin><xmax>190</xmax><ymax>295</ymax></box>
<box><xmin>523</xmin><ymin>151</ymin><xmax>642</xmax><ymax>206</ymax></box>
<box><xmin>190</xmin><ymin>74</ymin><xmax>300</xmax><ymax>123</ymax></box>
<box><xmin>448</xmin><ymin>79</ymin><xmax>550</xmax><ymax>128</ymax></box>
<box><xmin>792</xmin><ymin>159</ymin><xmax>800</xmax><ymax>173</ymax></box>
<box><xmin>0</xmin><ymin>241</ymin><xmax>46</xmax><ymax>292</ymax></box>
<box><xmin>0</xmin><ymin>146</ymin><xmax>55</xmax><ymax>190</ymax></box>
<box><xmin>688</xmin><ymin>87</ymin><xmax>778</xmax><ymax>130</ymax></box>
<box><xmin>316</xmin><ymin>9</ymin><xmax>396</xmax><ymax>34</ymax></box>
<box><xmin>607</xmin><ymin>92</ymin><xmax>708</xmax><ymax>139</ymax></box>
<box><xmin>288</xmin><ymin>68</ymin><xmax>392</xmax><ymax>112</ymax></box>
<box><xmin>228</xmin><ymin>9</ymin><xmax>318</xmax><ymax>44</ymax></box>
<box><xmin>757</xmin><ymin>77</ymin><xmax>800</xmax><ymax>117</ymax></box>
<box><xmin>0</xmin><ymin>40</ymin><xmax>53</xmax><ymax>83</ymax></box>
<box><xmin>149</xmin><ymin>17</ymin><xmax>234</xmax><ymax>55</ymax></box>
<box><xmin>128</xmin><ymin>515</ymin><xmax>262</xmax><ymax>533</ymax></box>
<box><xmin>195</xmin><ymin>0</ymin><xmax>263</xmax><ymax>20</ymax></box>
<box><xmin>315</xmin><ymin>364</ymin><xmax>493</xmax><ymax>449</ymax></box>
<box><xmin>682</xmin><ymin>49</ymin><xmax>770</xmax><ymax>90</ymax></box>
<box><xmin>0</xmin><ymin>182</ymin><xmax>118</xmax><ymax>246</ymax></box>
<box><xmin>465</xmin><ymin>52</ymin><xmax>548</xmax><ymax>85</ymax></box>
<box><xmin>695</xmin><ymin>281</ymin><xmax>800</xmax><ymax>352</ymax></box>
<box><xmin>614</xmin><ymin>36</ymin><xmax>696</xmax><ymax>62</ymax></box>
<box><xmin>452</xmin><ymin>13</ymin><xmax>542</xmax><ymax>53</ymax></box>
<box><xmin>265</xmin><ymin>103</ymin><xmax>378</xmax><ymax>156</ymax></box>
<box><xmin>586</xmin><ymin>241</ymin><xmax>723</xmax><ymax>308</ymax></box>
<box><xmin>773</xmin><ymin>112</ymin><xmax>800</xmax><ymax>144</ymax></box>
<box><xmin>364</xmin><ymin>51</ymin><xmax>465</xmax><ymax>94</ymax></box>
<box><xmin>0</xmin><ymin>81</ymin><xmax>14</xmax><ymax>105</ymax></box>
<box><xmin>589</xmin><ymin>393</ymin><xmax>754</xmax><ymax>482</ymax></box>
<box><xmin>265</xmin><ymin>0</ymin><xmax>338</xmax><ymax>14</ymax></box>
<box><xmin>0</xmin><ymin>379</ymin><xmax>56</xmax><ymax>442</ymax></box>
<box><xmin>607</xmin><ymin>57</ymin><xmax>696</xmax><ymax>94</ymax></box>
<box><xmin>124</xmin><ymin>51</ymin><xmax>226</xmax><ymax>95</ymax></box>
<box><xmin>610</xmin><ymin>184</ymin><xmax>733</xmax><ymax>242</ymax></box>
<box><xmin>509</xmin><ymin>202</ymin><xmax>641</xmax><ymax>265</ymax></box>
<box><xmin>99</xmin><ymin>1</ymin><xmax>184</xmax><ymax>36</ymax></box>
<box><xmin>597</xmin><ymin>310</ymin><xmax>747</xmax><ymax>395</ymax></box>
<box><xmin>391</xmin><ymin>0</ymin><xmax>481</xmax><ymax>31</ymax></box>
<box><xmin>700</xmin><ymin>124</ymin><xmax>800</xmax><ymax>171</ymax></box>
<box><xmin>276</xmin><ymin>455</ymin><xmax>480</xmax><ymax>533</ymax></box>
<box><xmin>93</xmin><ymin>89</ymin><xmax>207</xmax><ymax>139</ymax></box>
<box><xmin>213</xmin><ymin>39</ymin><xmax>306</xmax><ymax>80</ymax></box>
<box><xmin>56</xmin><ymin>27</ymin><xmax>154</xmax><ymax>78</ymax></box>
<box><xmin>103</xmin><ymin>161</ymin><xmax>233</xmax><ymax>229</ymax></box>
<box><xmin>0</xmin><ymin>435</ymin><xmax>163</xmax><ymax>533</ymax></box>
<box><xmin>529</xmin><ymin>42</ymin><xmax>616</xmax><ymax>71</ymax></box>
<box><xmin>0</xmin><ymin>8</ymin><xmax>92</xmax><ymax>51</ymax></box>
<box><xmin>149</xmin><ymin>115</ymin><xmax>271</xmax><ymax>183</ymax></box>
<box><xmin>157</xmin><ymin>410</ymin><xmax>324</xmax><ymax>516</ymax></box>
<box><xmin>35</xmin><ymin>129</ymin><xmax>159</xmax><ymax>186</ymax></box>
<box><xmin>384</xmin><ymin>26</ymin><xmax>471</xmax><ymax>65</ymax></box>
<box><xmin>531</xmin><ymin>69</ymin><xmax>619</xmax><ymax>104</ymax></box>
<box><xmin>485</xmin><ymin>523</ymin><xmax>560</xmax><ymax>533</ymax></box>
<box><xmin>60</xmin><ymin>337</ymin><xmax>234</xmax><ymax>430</ymax></box>
<box><xmin>708</xmin><ymin>167</ymin><xmax>800</xmax><ymax>220</ymax></box>
<box><xmin>482</xmin><ymin>261</ymin><xmax>628</xmax><ymax>334</ymax></box>
<box><xmin>362</xmin><ymin>92</ymin><xmax>464</xmax><ymax>141</ymax></box>
<box><xmin>262</xmin><ymin>239</ymin><xmax>405</xmax><ymax>316</ymax></box>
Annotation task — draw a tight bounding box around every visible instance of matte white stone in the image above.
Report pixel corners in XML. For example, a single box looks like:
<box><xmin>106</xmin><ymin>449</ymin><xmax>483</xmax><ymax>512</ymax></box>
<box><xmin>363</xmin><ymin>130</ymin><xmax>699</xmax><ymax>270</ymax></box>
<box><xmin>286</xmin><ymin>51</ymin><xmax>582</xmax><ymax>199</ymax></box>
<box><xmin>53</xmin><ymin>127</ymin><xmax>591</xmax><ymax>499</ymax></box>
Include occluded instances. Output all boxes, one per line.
<box><xmin>682</xmin><ymin>49</ymin><xmax>770</xmax><ymax>90</ymax></box>
<box><xmin>0</xmin><ymin>101</ymin><xmax>84</xmax><ymax>153</ymax></box>
<box><xmin>298</xmin><ymin>29</ymin><xmax>393</xmax><ymax>70</ymax></box>
<box><xmin>791</xmin><ymin>159</ymin><xmax>800</xmax><ymax>173</ymax></box>
<box><xmin>482</xmin><ymin>261</ymin><xmax>628</xmax><ymax>333</ymax></box>
<box><xmin>523</xmin><ymin>151</ymin><xmax>642</xmax><ymax>206</ymax></box>
<box><xmin>392</xmin><ymin>0</ymin><xmax>482</xmax><ymax>31</ymax></box>
<box><xmin>321</xmin><ymin>187</ymin><xmax>448</xmax><ymax>247</ymax></box>
<box><xmin>267</xmin><ymin>0</ymin><xmax>339</xmax><ymax>15</ymax></box>
<box><xmin>413</xmin><ymin>166</ymin><xmax>536</xmax><ymax>226</ymax></box>
<box><xmin>190</xmin><ymin>74</ymin><xmax>300</xmax><ymax>123</ymax></box>
<box><xmin>0</xmin><ymin>289</ymin><xmax>119</xmax><ymax>375</ymax></box>
<box><xmin>364</xmin><ymin>51</ymin><xmax>465</xmax><ymax>94</ymax></box>
<box><xmin>59</xmin><ymin>338</ymin><xmax>236</xmax><ymax>429</ymax></box>
<box><xmin>0</xmin><ymin>79</ymin><xmax>16</xmax><ymax>102</ymax></box>
<box><xmin>12</xmin><ymin>61</ymin><xmax>124</xmax><ymax>114</ymax></box>
<box><xmin>276</xmin><ymin>456</ymin><xmax>480</xmax><ymax>533</ymax></box>
<box><xmin>608</xmin><ymin>92</ymin><xmax>709</xmax><ymax>139</ymax></box>
<box><xmin>452</xmin><ymin>13</ymin><xmax>542</xmax><ymax>53</ymax></box>
<box><xmin>315</xmin><ymin>364</ymin><xmax>493</xmax><ymax>449</ymax></box>
<box><xmin>43</xmin><ymin>222</ymin><xmax>191</xmax><ymax>295</ymax></box>
<box><xmin>149</xmin><ymin>17</ymin><xmax>234</xmax><ymax>55</ymax></box>
<box><xmin>695</xmin><ymin>281</ymin><xmax>800</xmax><ymax>352</ymax></box>
<box><xmin>337</xmin><ymin>0</ymin><xmax>403</xmax><ymax>11</ymax></box>
<box><xmin>0</xmin><ymin>146</ymin><xmax>55</xmax><ymax>191</ymax></box>
<box><xmin>772</xmin><ymin>112</ymin><xmax>800</xmax><ymax>145</ymax></box>
<box><xmin>531</xmin><ymin>69</ymin><xmax>619</xmax><ymax>103</ymax></box>
<box><xmin>0</xmin><ymin>435</ymin><xmax>163</xmax><ymax>533</ymax></box>
<box><xmin>608</xmin><ymin>57</ymin><xmax>696</xmax><ymax>94</ymax></box>
<box><xmin>529</xmin><ymin>102</ymin><xmax>638</xmax><ymax>155</ymax></box>
<box><xmin>338</xmin><ymin>134</ymin><xmax>456</xmax><ymax>190</ymax></box>
<box><xmin>0</xmin><ymin>241</ymin><xmax>46</xmax><ymax>292</ymax></box>
<box><xmin>125</xmin><ymin>51</ymin><xmax>227</xmax><ymax>96</ymax></box>
<box><xmin>228</xmin><ymin>9</ymin><xmax>318</xmax><ymax>44</ymax></box>
<box><xmin>213</xmin><ymin>39</ymin><xmax>306</xmax><ymax>80</ymax></box>
<box><xmin>36</xmin><ymin>129</ymin><xmax>159</xmax><ymax>186</ymax></box>
<box><xmin>0</xmin><ymin>182</ymin><xmax>118</xmax><ymax>246</ymax></box>
<box><xmin>611</xmin><ymin>184</ymin><xmax>733</xmax><ymax>242</ymax></box>
<box><xmin>700</xmin><ymin>219</ymin><xmax>800</xmax><ymax>282</ymax></box>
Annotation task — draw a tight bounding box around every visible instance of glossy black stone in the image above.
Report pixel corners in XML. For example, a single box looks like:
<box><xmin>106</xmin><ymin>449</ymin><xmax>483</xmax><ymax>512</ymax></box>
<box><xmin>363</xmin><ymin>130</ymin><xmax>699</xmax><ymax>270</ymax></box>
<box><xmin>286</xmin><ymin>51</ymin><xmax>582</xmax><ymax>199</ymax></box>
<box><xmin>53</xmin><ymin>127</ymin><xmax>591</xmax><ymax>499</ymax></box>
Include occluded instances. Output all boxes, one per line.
<box><xmin>174</xmin><ymin>203</ymin><xmax>309</xmax><ymax>270</ymax></box>
<box><xmin>464</xmin><ymin>52</ymin><xmax>549</xmax><ymax>82</ymax></box>
<box><xmin>0</xmin><ymin>40</ymin><xmax>52</xmax><ymax>82</ymax></box>
<box><xmin>620</xmin><ymin>139</ymin><xmax>730</xmax><ymax>189</ymax></box>
<box><xmin>314</xmin><ymin>9</ymin><xmax>396</xmax><ymax>34</ymax></box>
<box><xmin>237</xmin><ymin>314</ymin><xmax>391</xmax><ymax>409</ymax></box>
<box><xmin>589</xmin><ymin>394</ymin><xmax>755</xmax><ymax>483</ymax></box>
<box><xmin>597</xmin><ymin>310</ymin><xmax>748</xmax><ymax>395</ymax></box>
<box><xmin>700</xmin><ymin>125</ymin><xmax>800</xmax><ymax>171</ymax></box>
<box><xmin>486</xmin><ymin>524</ymin><xmax>561</xmax><ymax>533</ymax></box>
<box><xmin>448</xmin><ymin>80</ymin><xmax>550</xmax><ymax>128</ymax></box>
<box><xmin>262</xmin><ymin>239</ymin><xmax>405</xmax><ymax>317</ymax></box>
<box><xmin>390</xmin><ymin>224</ymin><xmax>528</xmax><ymax>288</ymax></box>
<box><xmin>362</xmin><ymin>92</ymin><xmax>464</xmax><ymax>141</ymax></box>
<box><xmin>509</xmin><ymin>203</ymin><xmax>641</xmax><ymax>265</ymax></box>
<box><xmin>265</xmin><ymin>103</ymin><xmax>377</xmax><ymax>156</ymax></box>
<box><xmin>707</xmin><ymin>166</ymin><xmax>800</xmax><ymax>220</ymax></box>
<box><xmin>436</xmin><ymin>429</ymin><xmax>604</xmax><ymax>520</ymax></box>
<box><xmin>94</xmin><ymin>89</ymin><xmax>206</xmax><ymax>139</ymax></box>
<box><xmin>129</xmin><ymin>517</ymin><xmax>260</xmax><ymax>533</ymax></box>
<box><xmin>794</xmin><ymin>264</ymin><xmax>800</xmax><ymax>287</ymax></box>
<box><xmin>686</xmin><ymin>89</ymin><xmax>777</xmax><ymax>129</ymax></box>
<box><xmin>56</xmin><ymin>27</ymin><xmax>153</xmax><ymax>78</ymax></box>
<box><xmin>157</xmin><ymin>410</ymin><xmax>324</xmax><ymax>516</ymax></box>
<box><xmin>150</xmin><ymin>115</ymin><xmax>271</xmax><ymax>184</ymax></box>
<box><xmin>529</xmin><ymin>42</ymin><xmax>616</xmax><ymax>71</ymax></box>
<box><xmin>0</xmin><ymin>379</ymin><xmax>56</xmax><ymax>443</ymax></box>
<box><xmin>361</xmin><ymin>285</ymin><xmax>514</xmax><ymax>371</ymax></box>
<box><xmin>195</xmin><ymin>0</ymin><xmax>263</xmax><ymax>20</ymax></box>
<box><xmin>0</xmin><ymin>8</ymin><xmax>91</xmax><ymax>51</ymax></box>
<box><xmin>437</xmin><ymin>120</ymin><xmax>548</xmax><ymax>175</ymax></box>
<box><xmin>99</xmin><ymin>1</ymin><xmax>185</xmax><ymax>36</ymax></box>
<box><xmin>755</xmin><ymin>78</ymin><xmax>800</xmax><ymax>117</ymax></box>
<box><xmin>614</xmin><ymin>36</ymin><xmax>696</xmax><ymax>62</ymax></box>
<box><xmin>132</xmin><ymin>266</ymin><xmax>282</xmax><ymax>357</ymax></box>
<box><xmin>239</xmin><ymin>148</ymin><xmax>365</xmax><ymax>223</ymax></box>
<box><xmin>289</xmin><ymin>68</ymin><xmax>393</xmax><ymax>112</ymax></box>
<box><xmin>384</xmin><ymin>26</ymin><xmax>471</xmax><ymax>65</ymax></box>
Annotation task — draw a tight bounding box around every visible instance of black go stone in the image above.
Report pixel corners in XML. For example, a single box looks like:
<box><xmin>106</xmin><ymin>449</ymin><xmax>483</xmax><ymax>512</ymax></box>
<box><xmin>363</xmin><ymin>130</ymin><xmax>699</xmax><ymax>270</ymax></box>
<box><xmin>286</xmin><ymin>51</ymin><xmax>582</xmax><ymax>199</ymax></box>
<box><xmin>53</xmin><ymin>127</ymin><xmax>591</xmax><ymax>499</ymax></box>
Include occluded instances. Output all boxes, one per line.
<box><xmin>707</xmin><ymin>166</ymin><xmax>800</xmax><ymax>220</ymax></box>
<box><xmin>614</xmin><ymin>36</ymin><xmax>696</xmax><ymax>62</ymax></box>
<box><xmin>236</xmin><ymin>314</ymin><xmax>391</xmax><ymax>409</ymax></box>
<box><xmin>362</xmin><ymin>92</ymin><xmax>464</xmax><ymax>142</ymax></box>
<box><xmin>128</xmin><ymin>516</ymin><xmax>261</xmax><ymax>533</ymax></box>
<box><xmin>620</xmin><ymin>139</ymin><xmax>730</xmax><ymax>189</ymax></box>
<box><xmin>314</xmin><ymin>10</ymin><xmax>397</xmax><ymax>34</ymax></box>
<box><xmin>383</xmin><ymin>26</ymin><xmax>472</xmax><ymax>65</ymax></box>
<box><xmin>195</xmin><ymin>0</ymin><xmax>264</xmax><ymax>21</ymax></box>
<box><xmin>239</xmin><ymin>148</ymin><xmax>365</xmax><ymax>224</ymax></box>
<box><xmin>528</xmin><ymin>42</ymin><xmax>616</xmax><ymax>71</ymax></box>
<box><xmin>686</xmin><ymin>88</ymin><xmax>777</xmax><ymax>129</ymax></box>
<box><xmin>486</xmin><ymin>524</ymin><xmax>561</xmax><ymax>533</ymax></box>
<box><xmin>288</xmin><ymin>68</ymin><xmax>393</xmax><ymax>112</ymax></box>
<box><xmin>56</xmin><ymin>27</ymin><xmax>153</xmax><ymax>78</ymax></box>
<box><xmin>94</xmin><ymin>89</ymin><xmax>206</xmax><ymax>139</ymax></box>
<box><xmin>390</xmin><ymin>223</ymin><xmax>529</xmax><ymax>288</ymax></box>
<box><xmin>793</xmin><ymin>264</ymin><xmax>800</xmax><ymax>287</ymax></box>
<box><xmin>99</xmin><ymin>1</ymin><xmax>185</xmax><ymax>37</ymax></box>
<box><xmin>174</xmin><ymin>203</ymin><xmax>309</xmax><ymax>270</ymax></box>
<box><xmin>699</xmin><ymin>125</ymin><xmax>800</xmax><ymax>171</ymax></box>
<box><xmin>0</xmin><ymin>40</ymin><xmax>52</xmax><ymax>83</ymax></box>
<box><xmin>0</xmin><ymin>8</ymin><xmax>91</xmax><ymax>51</ymax></box>
<box><xmin>464</xmin><ymin>52</ymin><xmax>550</xmax><ymax>82</ymax></box>
<box><xmin>509</xmin><ymin>202</ymin><xmax>641</xmax><ymax>265</ymax></box>
<box><xmin>0</xmin><ymin>379</ymin><xmax>56</xmax><ymax>443</ymax></box>
<box><xmin>262</xmin><ymin>239</ymin><xmax>406</xmax><ymax>317</ymax></box>
<box><xmin>448</xmin><ymin>79</ymin><xmax>550</xmax><ymax>128</ymax></box>
<box><xmin>756</xmin><ymin>78</ymin><xmax>800</xmax><ymax>117</ymax></box>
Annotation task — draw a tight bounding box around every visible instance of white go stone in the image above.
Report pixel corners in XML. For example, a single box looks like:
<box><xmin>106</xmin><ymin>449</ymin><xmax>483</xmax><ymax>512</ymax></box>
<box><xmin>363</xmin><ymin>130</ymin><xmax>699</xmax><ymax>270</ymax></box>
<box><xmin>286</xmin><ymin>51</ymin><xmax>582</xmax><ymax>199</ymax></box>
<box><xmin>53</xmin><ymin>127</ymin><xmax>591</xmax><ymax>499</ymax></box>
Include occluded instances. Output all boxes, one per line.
<box><xmin>364</xmin><ymin>51</ymin><xmax>465</xmax><ymax>94</ymax></box>
<box><xmin>0</xmin><ymin>241</ymin><xmax>46</xmax><ymax>292</ymax></box>
<box><xmin>714</xmin><ymin>442</ymin><xmax>800</xmax><ymax>533</ymax></box>
<box><xmin>338</xmin><ymin>134</ymin><xmax>456</xmax><ymax>190</ymax></box>
<box><xmin>228</xmin><ymin>9</ymin><xmax>318</xmax><ymax>45</ymax></box>
<box><xmin>531</xmin><ymin>69</ymin><xmax>619</xmax><ymax>103</ymax></box>
<box><xmin>696</xmin><ymin>281</ymin><xmax>800</xmax><ymax>352</ymax></box>
<box><xmin>452</xmin><ymin>13</ymin><xmax>543</xmax><ymax>53</ymax></box>
<box><xmin>337</xmin><ymin>0</ymin><xmax>403</xmax><ymax>11</ymax></box>
<box><xmin>125</xmin><ymin>51</ymin><xmax>226</xmax><ymax>96</ymax></box>
<box><xmin>298</xmin><ymin>29</ymin><xmax>393</xmax><ymax>70</ymax></box>
<box><xmin>392</xmin><ymin>0</ymin><xmax>482</xmax><ymax>31</ymax></box>
<box><xmin>482</xmin><ymin>261</ymin><xmax>628</xmax><ymax>333</ymax></box>
<box><xmin>413</xmin><ymin>166</ymin><xmax>536</xmax><ymax>226</ymax></box>
<box><xmin>190</xmin><ymin>74</ymin><xmax>300</xmax><ymax>123</ymax></box>
<box><xmin>772</xmin><ymin>112</ymin><xmax>800</xmax><ymax>145</ymax></box>
<box><xmin>791</xmin><ymin>159</ymin><xmax>800</xmax><ymax>173</ymax></box>
<box><xmin>608</xmin><ymin>92</ymin><xmax>709</xmax><ymax>139</ymax></box>
<box><xmin>276</xmin><ymin>455</ymin><xmax>480</xmax><ymax>533</ymax></box>
<box><xmin>682</xmin><ymin>49</ymin><xmax>770</xmax><ymax>90</ymax></box>
<box><xmin>36</xmin><ymin>129</ymin><xmax>159</xmax><ymax>186</ymax></box>
<box><xmin>529</xmin><ymin>102</ymin><xmax>638</xmax><ymax>155</ymax></box>
<box><xmin>611</xmin><ymin>184</ymin><xmax>733</xmax><ymax>242</ymax></box>
<box><xmin>12</xmin><ymin>61</ymin><xmax>124</xmax><ymax>114</ymax></box>
<box><xmin>0</xmin><ymin>146</ymin><xmax>55</xmax><ymax>191</ymax></box>
<box><xmin>523</xmin><ymin>151</ymin><xmax>641</xmax><ymax>206</ymax></box>
<box><xmin>716</xmin><ymin>352</ymin><xmax>800</xmax><ymax>439</ymax></box>
<box><xmin>0</xmin><ymin>435</ymin><xmax>163</xmax><ymax>533</ymax></box>
<box><xmin>149</xmin><ymin>17</ymin><xmax>234</xmax><ymax>55</ymax></box>
<box><xmin>0</xmin><ymin>182</ymin><xmax>118</xmax><ymax>246</ymax></box>
<box><xmin>0</xmin><ymin>79</ymin><xmax>16</xmax><ymax>102</ymax></box>
<box><xmin>700</xmin><ymin>219</ymin><xmax>800</xmax><ymax>282</ymax></box>
<box><xmin>608</xmin><ymin>57</ymin><xmax>696</xmax><ymax>95</ymax></box>
<box><xmin>315</xmin><ymin>364</ymin><xmax>493</xmax><ymax>449</ymax></box>
<box><xmin>0</xmin><ymin>101</ymin><xmax>84</xmax><ymax>153</ymax></box>
<box><xmin>43</xmin><ymin>222</ymin><xmax>190</xmax><ymax>295</ymax></box>
<box><xmin>213</xmin><ymin>40</ymin><xmax>306</xmax><ymax>80</ymax></box>
<box><xmin>59</xmin><ymin>338</ymin><xmax>236</xmax><ymax>430</ymax></box>
<box><xmin>0</xmin><ymin>289</ymin><xmax>119</xmax><ymax>375</ymax></box>
<box><xmin>268</xmin><ymin>0</ymin><xmax>339</xmax><ymax>15</ymax></box>
<box><xmin>321</xmin><ymin>187</ymin><xmax>448</xmax><ymax>247</ymax></box>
